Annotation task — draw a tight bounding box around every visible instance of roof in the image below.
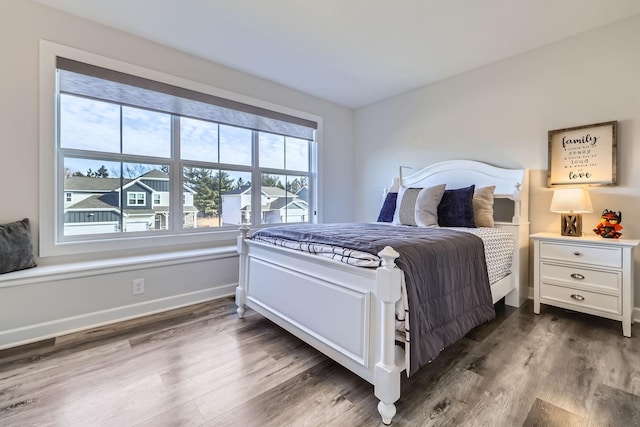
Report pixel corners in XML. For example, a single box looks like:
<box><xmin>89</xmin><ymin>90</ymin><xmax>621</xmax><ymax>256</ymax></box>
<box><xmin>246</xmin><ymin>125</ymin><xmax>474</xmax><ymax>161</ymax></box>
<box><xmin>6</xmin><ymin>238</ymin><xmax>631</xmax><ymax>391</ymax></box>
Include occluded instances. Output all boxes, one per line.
<box><xmin>296</xmin><ymin>187</ymin><xmax>309</xmax><ymax>202</ymax></box>
<box><xmin>268</xmin><ymin>197</ymin><xmax>307</xmax><ymax>211</ymax></box>
<box><xmin>222</xmin><ymin>185</ymin><xmax>251</xmax><ymax>196</ymax></box>
<box><xmin>140</xmin><ymin>169</ymin><xmax>169</xmax><ymax>179</ymax></box>
<box><xmin>66</xmin><ymin>195</ymin><xmax>157</xmax><ymax>215</ymax></box>
<box><xmin>261</xmin><ymin>186</ymin><xmax>288</xmax><ymax>197</ymax></box>
<box><xmin>64</xmin><ymin>177</ymin><xmax>130</xmax><ymax>192</ymax></box>
<box><xmin>221</xmin><ymin>185</ymin><xmax>289</xmax><ymax>198</ymax></box>
<box><xmin>66</xmin><ymin>194</ymin><xmax>117</xmax><ymax>210</ymax></box>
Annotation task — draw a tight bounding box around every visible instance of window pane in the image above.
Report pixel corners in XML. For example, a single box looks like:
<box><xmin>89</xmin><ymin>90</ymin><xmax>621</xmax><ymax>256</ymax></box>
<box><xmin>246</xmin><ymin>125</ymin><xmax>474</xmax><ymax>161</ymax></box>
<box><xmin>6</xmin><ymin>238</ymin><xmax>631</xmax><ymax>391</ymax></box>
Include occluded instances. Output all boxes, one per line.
<box><xmin>286</xmin><ymin>137</ymin><xmax>310</xmax><ymax>172</ymax></box>
<box><xmin>220</xmin><ymin>171</ymin><xmax>252</xmax><ymax>226</ymax></box>
<box><xmin>123</xmin><ymin>163</ymin><xmax>170</xmax><ymax>232</ymax></box>
<box><xmin>122</xmin><ymin>106</ymin><xmax>171</xmax><ymax>158</ymax></box>
<box><xmin>183</xmin><ymin>168</ymin><xmax>251</xmax><ymax>228</ymax></box>
<box><xmin>259</xmin><ymin>133</ymin><xmax>284</xmax><ymax>169</ymax></box>
<box><xmin>259</xmin><ymin>174</ymin><xmax>310</xmax><ymax>224</ymax></box>
<box><xmin>60</xmin><ymin>94</ymin><xmax>120</xmax><ymax>153</ymax></box>
<box><xmin>260</xmin><ymin>174</ymin><xmax>286</xmax><ymax>224</ymax></box>
<box><xmin>63</xmin><ymin>157</ymin><xmax>122</xmax><ymax>236</ymax></box>
<box><xmin>220</xmin><ymin>125</ymin><xmax>251</xmax><ymax>166</ymax></box>
<box><xmin>285</xmin><ymin>175</ymin><xmax>309</xmax><ymax>223</ymax></box>
<box><xmin>181</xmin><ymin>117</ymin><xmax>218</xmax><ymax>163</ymax></box>
<box><xmin>63</xmin><ymin>158</ymin><xmax>170</xmax><ymax>236</ymax></box>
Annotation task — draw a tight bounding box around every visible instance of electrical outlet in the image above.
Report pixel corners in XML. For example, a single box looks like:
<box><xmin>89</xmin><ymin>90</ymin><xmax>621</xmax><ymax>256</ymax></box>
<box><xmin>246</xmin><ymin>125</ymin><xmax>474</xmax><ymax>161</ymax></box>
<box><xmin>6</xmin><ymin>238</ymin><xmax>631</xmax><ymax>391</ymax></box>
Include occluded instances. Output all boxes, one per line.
<box><xmin>132</xmin><ymin>278</ymin><xmax>145</xmax><ymax>295</ymax></box>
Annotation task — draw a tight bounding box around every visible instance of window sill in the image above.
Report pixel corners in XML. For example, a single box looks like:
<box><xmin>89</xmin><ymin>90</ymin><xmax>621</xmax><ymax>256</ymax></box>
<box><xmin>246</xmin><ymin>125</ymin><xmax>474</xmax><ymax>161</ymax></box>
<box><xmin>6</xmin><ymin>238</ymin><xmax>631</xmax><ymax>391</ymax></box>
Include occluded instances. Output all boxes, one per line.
<box><xmin>0</xmin><ymin>246</ymin><xmax>237</xmax><ymax>288</ymax></box>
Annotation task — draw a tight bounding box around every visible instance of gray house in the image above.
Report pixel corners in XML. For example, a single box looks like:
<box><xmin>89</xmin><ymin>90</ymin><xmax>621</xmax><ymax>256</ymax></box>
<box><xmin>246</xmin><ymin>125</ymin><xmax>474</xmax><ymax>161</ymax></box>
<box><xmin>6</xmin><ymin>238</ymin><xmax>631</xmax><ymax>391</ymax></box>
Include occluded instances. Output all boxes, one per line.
<box><xmin>63</xmin><ymin>170</ymin><xmax>198</xmax><ymax>235</ymax></box>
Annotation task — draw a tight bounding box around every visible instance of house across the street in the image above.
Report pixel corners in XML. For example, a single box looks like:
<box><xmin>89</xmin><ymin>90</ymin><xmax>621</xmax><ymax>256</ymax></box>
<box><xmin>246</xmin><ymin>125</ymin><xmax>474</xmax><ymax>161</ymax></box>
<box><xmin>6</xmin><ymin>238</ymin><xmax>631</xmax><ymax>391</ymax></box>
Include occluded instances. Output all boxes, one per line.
<box><xmin>221</xmin><ymin>185</ymin><xmax>309</xmax><ymax>225</ymax></box>
<box><xmin>63</xmin><ymin>170</ymin><xmax>198</xmax><ymax>235</ymax></box>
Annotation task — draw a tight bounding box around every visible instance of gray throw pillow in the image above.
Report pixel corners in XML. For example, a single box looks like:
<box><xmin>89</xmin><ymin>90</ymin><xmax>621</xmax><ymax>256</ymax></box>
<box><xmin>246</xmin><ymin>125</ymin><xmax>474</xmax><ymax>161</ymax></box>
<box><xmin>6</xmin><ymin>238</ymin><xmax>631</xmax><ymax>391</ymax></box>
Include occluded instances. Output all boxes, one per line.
<box><xmin>393</xmin><ymin>187</ymin><xmax>421</xmax><ymax>226</ymax></box>
<box><xmin>0</xmin><ymin>218</ymin><xmax>37</xmax><ymax>274</ymax></box>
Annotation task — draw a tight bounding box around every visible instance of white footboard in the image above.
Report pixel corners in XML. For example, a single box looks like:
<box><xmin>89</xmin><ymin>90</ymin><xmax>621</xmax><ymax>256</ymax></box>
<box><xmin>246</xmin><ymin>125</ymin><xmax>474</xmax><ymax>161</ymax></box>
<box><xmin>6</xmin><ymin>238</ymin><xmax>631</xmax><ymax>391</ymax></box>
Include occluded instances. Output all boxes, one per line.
<box><xmin>236</xmin><ymin>230</ymin><xmax>404</xmax><ymax>424</ymax></box>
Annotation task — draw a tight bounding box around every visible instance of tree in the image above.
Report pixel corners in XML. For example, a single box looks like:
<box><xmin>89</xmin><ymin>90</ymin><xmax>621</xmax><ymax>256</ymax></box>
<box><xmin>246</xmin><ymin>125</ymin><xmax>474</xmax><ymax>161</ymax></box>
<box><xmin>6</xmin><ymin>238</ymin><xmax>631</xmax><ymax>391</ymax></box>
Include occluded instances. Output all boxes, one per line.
<box><xmin>184</xmin><ymin>167</ymin><xmax>215</xmax><ymax>217</ymax></box>
<box><xmin>215</xmin><ymin>170</ymin><xmax>235</xmax><ymax>195</ymax></box>
<box><xmin>261</xmin><ymin>174</ymin><xmax>284</xmax><ymax>189</ymax></box>
<box><xmin>83</xmin><ymin>166</ymin><xmax>109</xmax><ymax>178</ymax></box>
<box><xmin>183</xmin><ymin>168</ymin><xmax>235</xmax><ymax>217</ymax></box>
<box><xmin>286</xmin><ymin>177</ymin><xmax>308</xmax><ymax>195</ymax></box>
<box><xmin>123</xmin><ymin>164</ymin><xmax>152</xmax><ymax>179</ymax></box>
<box><xmin>236</xmin><ymin>177</ymin><xmax>251</xmax><ymax>189</ymax></box>
<box><xmin>95</xmin><ymin>165</ymin><xmax>109</xmax><ymax>178</ymax></box>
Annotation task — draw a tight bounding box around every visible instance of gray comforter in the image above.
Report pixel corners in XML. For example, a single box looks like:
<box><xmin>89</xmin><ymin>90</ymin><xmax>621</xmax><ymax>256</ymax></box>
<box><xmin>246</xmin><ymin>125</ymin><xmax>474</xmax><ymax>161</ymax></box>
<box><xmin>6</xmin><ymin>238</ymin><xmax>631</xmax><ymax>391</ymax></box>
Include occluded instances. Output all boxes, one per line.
<box><xmin>252</xmin><ymin>223</ymin><xmax>495</xmax><ymax>376</ymax></box>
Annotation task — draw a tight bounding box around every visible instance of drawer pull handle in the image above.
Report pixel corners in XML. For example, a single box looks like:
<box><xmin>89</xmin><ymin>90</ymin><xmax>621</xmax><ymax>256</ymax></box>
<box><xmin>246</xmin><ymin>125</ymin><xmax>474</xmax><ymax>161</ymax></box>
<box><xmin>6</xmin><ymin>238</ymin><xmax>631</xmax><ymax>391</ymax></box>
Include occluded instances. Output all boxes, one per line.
<box><xmin>570</xmin><ymin>273</ymin><xmax>585</xmax><ymax>280</ymax></box>
<box><xmin>573</xmin><ymin>251</ymin><xmax>583</xmax><ymax>256</ymax></box>
<box><xmin>570</xmin><ymin>294</ymin><xmax>585</xmax><ymax>301</ymax></box>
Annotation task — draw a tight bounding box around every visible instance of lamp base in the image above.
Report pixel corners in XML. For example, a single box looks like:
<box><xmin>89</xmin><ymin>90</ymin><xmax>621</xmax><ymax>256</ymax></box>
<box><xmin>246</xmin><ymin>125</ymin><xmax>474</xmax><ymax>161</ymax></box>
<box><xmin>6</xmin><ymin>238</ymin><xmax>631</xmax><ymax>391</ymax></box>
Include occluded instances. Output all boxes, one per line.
<box><xmin>560</xmin><ymin>213</ymin><xmax>583</xmax><ymax>237</ymax></box>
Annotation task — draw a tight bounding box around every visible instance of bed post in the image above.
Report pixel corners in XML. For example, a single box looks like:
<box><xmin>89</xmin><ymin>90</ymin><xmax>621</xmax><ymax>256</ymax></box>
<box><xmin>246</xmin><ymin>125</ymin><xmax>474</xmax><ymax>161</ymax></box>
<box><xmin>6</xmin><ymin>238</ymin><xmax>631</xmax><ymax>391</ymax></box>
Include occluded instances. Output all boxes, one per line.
<box><xmin>375</xmin><ymin>246</ymin><xmax>402</xmax><ymax>425</ymax></box>
<box><xmin>505</xmin><ymin>174</ymin><xmax>530</xmax><ymax>307</ymax></box>
<box><xmin>236</xmin><ymin>224</ymin><xmax>250</xmax><ymax>318</ymax></box>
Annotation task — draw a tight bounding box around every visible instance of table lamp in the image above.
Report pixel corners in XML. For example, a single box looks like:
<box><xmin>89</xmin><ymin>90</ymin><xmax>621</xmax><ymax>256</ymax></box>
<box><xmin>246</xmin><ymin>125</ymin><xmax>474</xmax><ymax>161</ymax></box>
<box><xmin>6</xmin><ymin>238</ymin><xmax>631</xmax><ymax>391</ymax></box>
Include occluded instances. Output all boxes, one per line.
<box><xmin>550</xmin><ymin>188</ymin><xmax>593</xmax><ymax>236</ymax></box>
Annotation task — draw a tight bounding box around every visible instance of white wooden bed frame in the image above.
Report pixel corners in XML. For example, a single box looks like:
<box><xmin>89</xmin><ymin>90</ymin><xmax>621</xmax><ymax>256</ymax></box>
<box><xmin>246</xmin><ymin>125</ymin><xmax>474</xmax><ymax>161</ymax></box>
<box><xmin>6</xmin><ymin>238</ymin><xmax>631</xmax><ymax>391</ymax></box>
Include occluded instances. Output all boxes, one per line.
<box><xmin>236</xmin><ymin>160</ymin><xmax>529</xmax><ymax>424</ymax></box>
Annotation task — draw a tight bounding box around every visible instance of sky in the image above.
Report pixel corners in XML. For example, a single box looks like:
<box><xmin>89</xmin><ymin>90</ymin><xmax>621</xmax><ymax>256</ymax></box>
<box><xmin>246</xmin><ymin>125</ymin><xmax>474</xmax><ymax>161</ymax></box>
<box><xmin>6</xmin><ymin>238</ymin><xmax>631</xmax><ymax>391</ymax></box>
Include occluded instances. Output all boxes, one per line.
<box><xmin>60</xmin><ymin>94</ymin><xmax>310</xmax><ymax>181</ymax></box>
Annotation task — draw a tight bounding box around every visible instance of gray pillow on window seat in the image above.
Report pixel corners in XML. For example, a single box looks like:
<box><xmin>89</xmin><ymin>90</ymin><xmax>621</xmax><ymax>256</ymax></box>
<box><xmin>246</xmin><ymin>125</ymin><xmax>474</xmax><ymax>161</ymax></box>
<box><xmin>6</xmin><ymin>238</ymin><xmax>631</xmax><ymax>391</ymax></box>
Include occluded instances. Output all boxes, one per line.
<box><xmin>0</xmin><ymin>218</ymin><xmax>37</xmax><ymax>274</ymax></box>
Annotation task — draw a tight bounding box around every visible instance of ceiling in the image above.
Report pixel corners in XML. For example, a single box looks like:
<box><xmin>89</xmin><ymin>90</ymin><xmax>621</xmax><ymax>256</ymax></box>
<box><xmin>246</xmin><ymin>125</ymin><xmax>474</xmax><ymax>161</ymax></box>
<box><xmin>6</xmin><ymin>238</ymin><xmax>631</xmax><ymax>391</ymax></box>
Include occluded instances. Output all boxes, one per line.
<box><xmin>33</xmin><ymin>0</ymin><xmax>640</xmax><ymax>108</ymax></box>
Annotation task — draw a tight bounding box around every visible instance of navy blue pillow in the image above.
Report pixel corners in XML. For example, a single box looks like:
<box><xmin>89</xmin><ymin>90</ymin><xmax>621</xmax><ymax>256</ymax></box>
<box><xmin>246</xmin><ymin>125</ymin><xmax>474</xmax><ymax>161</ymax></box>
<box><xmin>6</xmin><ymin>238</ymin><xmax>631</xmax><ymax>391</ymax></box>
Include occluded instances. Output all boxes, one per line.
<box><xmin>377</xmin><ymin>192</ymin><xmax>398</xmax><ymax>222</ymax></box>
<box><xmin>437</xmin><ymin>185</ymin><xmax>477</xmax><ymax>227</ymax></box>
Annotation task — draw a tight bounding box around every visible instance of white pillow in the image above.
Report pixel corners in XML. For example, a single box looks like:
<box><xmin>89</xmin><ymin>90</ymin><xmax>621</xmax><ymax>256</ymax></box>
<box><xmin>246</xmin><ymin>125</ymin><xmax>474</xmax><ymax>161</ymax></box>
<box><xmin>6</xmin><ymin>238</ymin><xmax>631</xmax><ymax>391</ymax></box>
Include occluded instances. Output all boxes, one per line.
<box><xmin>415</xmin><ymin>184</ymin><xmax>446</xmax><ymax>227</ymax></box>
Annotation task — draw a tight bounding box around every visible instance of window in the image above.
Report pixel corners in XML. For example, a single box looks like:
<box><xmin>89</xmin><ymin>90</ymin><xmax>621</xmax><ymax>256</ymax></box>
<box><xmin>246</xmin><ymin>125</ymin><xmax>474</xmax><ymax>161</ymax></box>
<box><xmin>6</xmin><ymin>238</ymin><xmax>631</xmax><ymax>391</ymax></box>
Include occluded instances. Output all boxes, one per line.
<box><xmin>127</xmin><ymin>192</ymin><xmax>146</xmax><ymax>206</ymax></box>
<box><xmin>40</xmin><ymin>42</ymin><xmax>319</xmax><ymax>256</ymax></box>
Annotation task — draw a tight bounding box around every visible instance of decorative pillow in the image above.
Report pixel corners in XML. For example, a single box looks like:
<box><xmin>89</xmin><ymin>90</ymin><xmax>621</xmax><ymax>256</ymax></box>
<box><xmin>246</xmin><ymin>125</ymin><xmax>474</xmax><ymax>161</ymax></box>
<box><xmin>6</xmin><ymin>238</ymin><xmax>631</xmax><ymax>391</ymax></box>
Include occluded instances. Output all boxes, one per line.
<box><xmin>437</xmin><ymin>185</ymin><xmax>477</xmax><ymax>228</ymax></box>
<box><xmin>393</xmin><ymin>187</ymin><xmax>422</xmax><ymax>226</ymax></box>
<box><xmin>473</xmin><ymin>186</ymin><xmax>496</xmax><ymax>227</ymax></box>
<box><xmin>415</xmin><ymin>184</ymin><xmax>446</xmax><ymax>227</ymax></box>
<box><xmin>377</xmin><ymin>192</ymin><xmax>398</xmax><ymax>222</ymax></box>
<box><xmin>0</xmin><ymin>218</ymin><xmax>37</xmax><ymax>274</ymax></box>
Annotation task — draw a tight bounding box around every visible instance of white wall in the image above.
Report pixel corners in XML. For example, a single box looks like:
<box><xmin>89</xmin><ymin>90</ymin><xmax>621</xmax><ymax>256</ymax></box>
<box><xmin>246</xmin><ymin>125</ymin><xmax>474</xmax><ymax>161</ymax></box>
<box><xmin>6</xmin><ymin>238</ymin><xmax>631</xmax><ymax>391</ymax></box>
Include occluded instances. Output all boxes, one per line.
<box><xmin>0</xmin><ymin>1</ymin><xmax>354</xmax><ymax>348</ymax></box>
<box><xmin>354</xmin><ymin>14</ymin><xmax>640</xmax><ymax>305</ymax></box>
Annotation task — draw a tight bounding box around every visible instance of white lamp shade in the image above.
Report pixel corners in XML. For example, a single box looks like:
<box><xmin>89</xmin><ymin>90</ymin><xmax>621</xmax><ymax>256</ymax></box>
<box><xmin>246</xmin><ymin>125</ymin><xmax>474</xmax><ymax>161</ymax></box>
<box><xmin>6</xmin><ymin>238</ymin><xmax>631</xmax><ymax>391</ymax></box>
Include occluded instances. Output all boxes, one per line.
<box><xmin>549</xmin><ymin>188</ymin><xmax>593</xmax><ymax>213</ymax></box>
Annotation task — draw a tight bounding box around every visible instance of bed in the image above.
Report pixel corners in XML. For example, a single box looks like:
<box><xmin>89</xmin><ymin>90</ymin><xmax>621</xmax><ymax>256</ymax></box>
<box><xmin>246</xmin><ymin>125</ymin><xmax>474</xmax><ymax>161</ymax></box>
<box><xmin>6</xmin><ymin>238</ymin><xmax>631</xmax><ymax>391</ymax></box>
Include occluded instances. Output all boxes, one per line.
<box><xmin>235</xmin><ymin>160</ymin><xmax>529</xmax><ymax>424</ymax></box>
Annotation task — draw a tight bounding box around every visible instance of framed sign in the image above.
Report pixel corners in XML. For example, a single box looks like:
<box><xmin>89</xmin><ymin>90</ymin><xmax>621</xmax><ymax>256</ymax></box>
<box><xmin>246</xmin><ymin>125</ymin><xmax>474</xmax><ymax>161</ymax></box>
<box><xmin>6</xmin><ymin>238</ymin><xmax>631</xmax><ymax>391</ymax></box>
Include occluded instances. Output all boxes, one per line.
<box><xmin>547</xmin><ymin>121</ymin><xmax>617</xmax><ymax>187</ymax></box>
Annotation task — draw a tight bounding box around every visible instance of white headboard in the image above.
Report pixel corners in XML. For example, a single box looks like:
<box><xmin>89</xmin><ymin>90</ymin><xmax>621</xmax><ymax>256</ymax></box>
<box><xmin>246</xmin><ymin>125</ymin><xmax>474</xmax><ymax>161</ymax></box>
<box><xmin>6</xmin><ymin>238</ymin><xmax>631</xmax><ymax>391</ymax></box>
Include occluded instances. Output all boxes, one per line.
<box><xmin>388</xmin><ymin>160</ymin><xmax>529</xmax><ymax>224</ymax></box>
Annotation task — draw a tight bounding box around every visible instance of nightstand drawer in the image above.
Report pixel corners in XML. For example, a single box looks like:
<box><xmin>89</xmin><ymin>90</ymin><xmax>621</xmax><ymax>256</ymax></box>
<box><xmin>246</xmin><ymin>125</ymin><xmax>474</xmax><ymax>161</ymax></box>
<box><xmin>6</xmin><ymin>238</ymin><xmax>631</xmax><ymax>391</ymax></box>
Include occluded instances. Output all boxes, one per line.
<box><xmin>540</xmin><ymin>263</ymin><xmax>621</xmax><ymax>292</ymax></box>
<box><xmin>540</xmin><ymin>241</ymin><xmax>622</xmax><ymax>268</ymax></box>
<box><xmin>541</xmin><ymin>283</ymin><xmax>621</xmax><ymax>315</ymax></box>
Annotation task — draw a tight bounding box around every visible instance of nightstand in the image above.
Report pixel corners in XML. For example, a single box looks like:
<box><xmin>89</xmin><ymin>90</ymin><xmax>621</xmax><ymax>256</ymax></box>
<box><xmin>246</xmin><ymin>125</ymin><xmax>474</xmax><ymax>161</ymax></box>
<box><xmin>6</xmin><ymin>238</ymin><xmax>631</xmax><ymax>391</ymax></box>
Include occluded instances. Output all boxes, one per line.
<box><xmin>531</xmin><ymin>232</ymin><xmax>639</xmax><ymax>337</ymax></box>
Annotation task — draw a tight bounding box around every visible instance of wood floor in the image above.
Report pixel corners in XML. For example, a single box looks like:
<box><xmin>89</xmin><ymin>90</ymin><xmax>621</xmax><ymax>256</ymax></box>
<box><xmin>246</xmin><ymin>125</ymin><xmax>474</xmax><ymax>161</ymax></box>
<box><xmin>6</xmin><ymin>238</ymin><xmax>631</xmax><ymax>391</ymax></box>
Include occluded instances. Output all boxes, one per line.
<box><xmin>1</xmin><ymin>297</ymin><xmax>639</xmax><ymax>426</ymax></box>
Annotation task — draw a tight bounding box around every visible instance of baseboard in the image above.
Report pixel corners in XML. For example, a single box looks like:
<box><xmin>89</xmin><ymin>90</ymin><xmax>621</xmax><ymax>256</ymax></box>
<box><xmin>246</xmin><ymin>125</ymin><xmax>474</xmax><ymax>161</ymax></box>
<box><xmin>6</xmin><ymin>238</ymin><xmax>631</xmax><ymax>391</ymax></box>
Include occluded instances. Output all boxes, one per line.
<box><xmin>0</xmin><ymin>283</ymin><xmax>236</xmax><ymax>350</ymax></box>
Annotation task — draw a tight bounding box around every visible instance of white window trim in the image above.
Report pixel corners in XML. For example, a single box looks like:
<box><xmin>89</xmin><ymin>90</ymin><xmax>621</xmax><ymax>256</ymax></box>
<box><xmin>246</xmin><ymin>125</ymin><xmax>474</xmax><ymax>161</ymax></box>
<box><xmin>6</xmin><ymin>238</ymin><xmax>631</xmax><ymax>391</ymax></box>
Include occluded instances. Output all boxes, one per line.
<box><xmin>39</xmin><ymin>40</ymin><xmax>322</xmax><ymax>258</ymax></box>
<box><xmin>153</xmin><ymin>194</ymin><xmax>161</xmax><ymax>205</ymax></box>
